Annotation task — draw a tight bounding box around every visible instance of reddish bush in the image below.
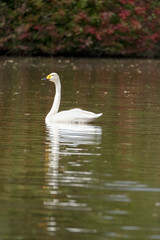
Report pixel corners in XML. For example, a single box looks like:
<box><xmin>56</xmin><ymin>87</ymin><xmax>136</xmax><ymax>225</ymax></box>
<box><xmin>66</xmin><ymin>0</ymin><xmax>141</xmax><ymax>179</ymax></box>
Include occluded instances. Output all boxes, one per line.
<box><xmin>0</xmin><ymin>0</ymin><xmax>160</xmax><ymax>57</ymax></box>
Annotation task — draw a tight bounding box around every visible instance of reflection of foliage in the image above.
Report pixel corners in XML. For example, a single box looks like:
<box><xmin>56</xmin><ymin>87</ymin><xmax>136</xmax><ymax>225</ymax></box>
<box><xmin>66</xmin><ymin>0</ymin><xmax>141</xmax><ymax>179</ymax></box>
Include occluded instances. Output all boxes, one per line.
<box><xmin>0</xmin><ymin>0</ymin><xmax>160</xmax><ymax>57</ymax></box>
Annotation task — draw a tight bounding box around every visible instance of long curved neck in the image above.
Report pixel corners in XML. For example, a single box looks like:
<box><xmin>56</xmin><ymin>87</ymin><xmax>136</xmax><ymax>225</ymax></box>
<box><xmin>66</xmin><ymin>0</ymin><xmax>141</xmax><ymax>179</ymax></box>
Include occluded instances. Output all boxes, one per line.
<box><xmin>47</xmin><ymin>79</ymin><xmax>61</xmax><ymax>118</ymax></box>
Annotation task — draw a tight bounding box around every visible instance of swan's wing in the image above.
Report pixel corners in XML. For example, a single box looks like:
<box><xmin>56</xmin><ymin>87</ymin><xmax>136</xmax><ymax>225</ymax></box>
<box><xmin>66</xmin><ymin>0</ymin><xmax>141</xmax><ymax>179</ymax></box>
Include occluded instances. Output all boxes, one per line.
<box><xmin>70</xmin><ymin>108</ymin><xmax>102</xmax><ymax>119</ymax></box>
<box><xmin>51</xmin><ymin>108</ymin><xmax>102</xmax><ymax>123</ymax></box>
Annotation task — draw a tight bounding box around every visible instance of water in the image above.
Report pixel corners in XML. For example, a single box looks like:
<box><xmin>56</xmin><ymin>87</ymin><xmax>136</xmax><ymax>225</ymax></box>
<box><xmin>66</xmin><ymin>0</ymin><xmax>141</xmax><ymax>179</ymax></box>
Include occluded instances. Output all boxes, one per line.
<box><xmin>0</xmin><ymin>57</ymin><xmax>160</xmax><ymax>239</ymax></box>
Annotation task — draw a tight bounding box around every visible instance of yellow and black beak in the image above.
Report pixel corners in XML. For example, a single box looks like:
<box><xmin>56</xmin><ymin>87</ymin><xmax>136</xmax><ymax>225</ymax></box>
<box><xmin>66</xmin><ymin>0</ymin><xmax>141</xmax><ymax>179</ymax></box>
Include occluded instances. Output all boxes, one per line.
<box><xmin>41</xmin><ymin>74</ymin><xmax>52</xmax><ymax>81</ymax></box>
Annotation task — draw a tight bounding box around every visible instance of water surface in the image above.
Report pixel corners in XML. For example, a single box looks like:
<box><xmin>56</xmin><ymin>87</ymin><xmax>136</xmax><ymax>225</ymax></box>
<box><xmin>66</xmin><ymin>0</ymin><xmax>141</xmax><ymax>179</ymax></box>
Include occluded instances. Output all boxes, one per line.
<box><xmin>0</xmin><ymin>57</ymin><xmax>160</xmax><ymax>239</ymax></box>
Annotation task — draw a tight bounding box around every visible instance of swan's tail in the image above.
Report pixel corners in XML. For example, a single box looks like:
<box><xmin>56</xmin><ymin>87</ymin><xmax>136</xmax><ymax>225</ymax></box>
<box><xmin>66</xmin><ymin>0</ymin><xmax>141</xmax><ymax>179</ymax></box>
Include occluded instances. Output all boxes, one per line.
<box><xmin>87</xmin><ymin>112</ymin><xmax>102</xmax><ymax>123</ymax></box>
<box><xmin>96</xmin><ymin>113</ymin><xmax>103</xmax><ymax>118</ymax></box>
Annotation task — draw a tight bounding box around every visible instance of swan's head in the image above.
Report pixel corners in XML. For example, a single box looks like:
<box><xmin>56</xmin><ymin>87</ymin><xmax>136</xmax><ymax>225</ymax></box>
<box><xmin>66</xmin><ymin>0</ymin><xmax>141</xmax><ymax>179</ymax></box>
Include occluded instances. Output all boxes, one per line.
<box><xmin>42</xmin><ymin>72</ymin><xmax>60</xmax><ymax>83</ymax></box>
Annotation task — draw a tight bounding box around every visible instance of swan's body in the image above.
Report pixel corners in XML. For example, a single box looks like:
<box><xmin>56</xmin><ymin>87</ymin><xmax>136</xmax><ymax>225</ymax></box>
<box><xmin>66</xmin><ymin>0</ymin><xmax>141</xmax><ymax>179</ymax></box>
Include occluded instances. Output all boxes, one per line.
<box><xmin>42</xmin><ymin>73</ymin><xmax>102</xmax><ymax>124</ymax></box>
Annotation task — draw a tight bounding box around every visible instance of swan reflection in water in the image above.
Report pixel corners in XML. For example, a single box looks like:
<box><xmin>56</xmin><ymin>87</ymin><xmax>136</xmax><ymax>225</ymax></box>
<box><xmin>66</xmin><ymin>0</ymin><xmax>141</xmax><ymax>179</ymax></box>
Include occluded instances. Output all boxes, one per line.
<box><xmin>45</xmin><ymin>122</ymin><xmax>102</xmax><ymax>193</ymax></box>
<box><xmin>44</xmin><ymin>123</ymin><xmax>102</xmax><ymax>232</ymax></box>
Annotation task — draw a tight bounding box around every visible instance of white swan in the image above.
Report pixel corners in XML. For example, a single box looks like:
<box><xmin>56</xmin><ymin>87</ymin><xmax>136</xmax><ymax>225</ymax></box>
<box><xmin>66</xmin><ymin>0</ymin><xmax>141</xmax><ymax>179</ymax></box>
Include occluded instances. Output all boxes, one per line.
<box><xmin>42</xmin><ymin>72</ymin><xmax>102</xmax><ymax>124</ymax></box>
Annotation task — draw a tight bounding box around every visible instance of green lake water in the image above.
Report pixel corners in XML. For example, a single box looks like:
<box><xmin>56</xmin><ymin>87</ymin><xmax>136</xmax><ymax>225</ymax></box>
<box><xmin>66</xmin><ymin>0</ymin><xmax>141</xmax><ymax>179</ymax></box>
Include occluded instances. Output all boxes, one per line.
<box><xmin>0</xmin><ymin>57</ymin><xmax>160</xmax><ymax>240</ymax></box>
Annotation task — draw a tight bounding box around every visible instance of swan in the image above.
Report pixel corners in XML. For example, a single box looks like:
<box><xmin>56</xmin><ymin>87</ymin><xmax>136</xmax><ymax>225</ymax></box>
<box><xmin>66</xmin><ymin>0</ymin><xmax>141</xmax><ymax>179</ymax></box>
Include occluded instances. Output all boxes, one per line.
<box><xmin>42</xmin><ymin>72</ymin><xmax>102</xmax><ymax>124</ymax></box>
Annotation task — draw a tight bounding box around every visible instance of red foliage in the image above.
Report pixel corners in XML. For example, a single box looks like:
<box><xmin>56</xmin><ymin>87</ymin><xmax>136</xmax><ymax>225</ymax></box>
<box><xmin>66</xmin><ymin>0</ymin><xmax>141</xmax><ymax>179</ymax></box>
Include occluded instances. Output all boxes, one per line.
<box><xmin>100</xmin><ymin>12</ymin><xmax>113</xmax><ymax>24</ymax></box>
<box><xmin>106</xmin><ymin>27</ymin><xmax>115</xmax><ymax>35</ymax></box>
<box><xmin>119</xmin><ymin>9</ymin><xmax>130</xmax><ymax>20</ymax></box>
<box><xmin>19</xmin><ymin>32</ymin><xmax>31</xmax><ymax>40</ymax></box>
<box><xmin>74</xmin><ymin>12</ymin><xmax>90</xmax><ymax>23</ymax></box>
<box><xmin>148</xmin><ymin>33</ymin><xmax>160</xmax><ymax>43</ymax></box>
<box><xmin>34</xmin><ymin>25</ymin><xmax>44</xmax><ymax>31</ymax></box>
<box><xmin>135</xmin><ymin>6</ymin><xmax>147</xmax><ymax>15</ymax></box>
<box><xmin>154</xmin><ymin>7</ymin><xmax>160</xmax><ymax>15</ymax></box>
<box><xmin>84</xmin><ymin>26</ymin><xmax>102</xmax><ymax>41</ymax></box>
<box><xmin>131</xmin><ymin>19</ymin><xmax>142</xmax><ymax>30</ymax></box>
<box><xmin>1</xmin><ymin>0</ymin><xmax>160</xmax><ymax>56</ymax></box>
<box><xmin>119</xmin><ymin>0</ymin><xmax>135</xmax><ymax>5</ymax></box>
<box><xmin>116</xmin><ymin>23</ymin><xmax>129</xmax><ymax>33</ymax></box>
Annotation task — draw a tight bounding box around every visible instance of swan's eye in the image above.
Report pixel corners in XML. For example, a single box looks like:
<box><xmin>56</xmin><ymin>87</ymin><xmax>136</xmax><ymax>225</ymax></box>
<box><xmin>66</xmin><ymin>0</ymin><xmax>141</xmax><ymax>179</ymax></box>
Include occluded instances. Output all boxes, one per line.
<box><xmin>47</xmin><ymin>74</ymin><xmax>52</xmax><ymax>79</ymax></box>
